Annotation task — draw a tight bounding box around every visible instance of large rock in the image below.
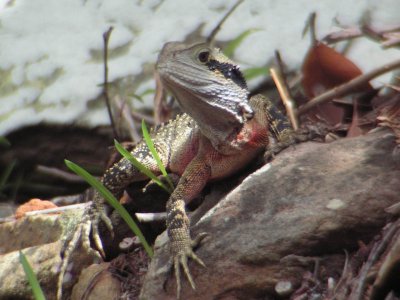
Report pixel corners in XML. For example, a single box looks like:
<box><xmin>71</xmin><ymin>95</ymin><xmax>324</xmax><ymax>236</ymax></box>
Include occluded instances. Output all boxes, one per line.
<box><xmin>140</xmin><ymin>129</ymin><xmax>400</xmax><ymax>300</ymax></box>
<box><xmin>0</xmin><ymin>209</ymin><xmax>99</xmax><ymax>300</ymax></box>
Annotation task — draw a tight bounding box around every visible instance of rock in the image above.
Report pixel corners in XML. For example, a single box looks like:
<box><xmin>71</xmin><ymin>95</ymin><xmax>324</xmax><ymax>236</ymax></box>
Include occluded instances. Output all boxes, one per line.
<box><xmin>71</xmin><ymin>263</ymin><xmax>121</xmax><ymax>300</ymax></box>
<box><xmin>0</xmin><ymin>209</ymin><xmax>99</xmax><ymax>299</ymax></box>
<box><xmin>140</xmin><ymin>129</ymin><xmax>400</xmax><ymax>300</ymax></box>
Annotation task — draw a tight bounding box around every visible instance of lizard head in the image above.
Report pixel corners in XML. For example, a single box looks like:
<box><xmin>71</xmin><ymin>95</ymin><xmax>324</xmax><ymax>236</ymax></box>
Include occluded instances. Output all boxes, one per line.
<box><xmin>156</xmin><ymin>41</ymin><xmax>254</xmax><ymax>147</ymax></box>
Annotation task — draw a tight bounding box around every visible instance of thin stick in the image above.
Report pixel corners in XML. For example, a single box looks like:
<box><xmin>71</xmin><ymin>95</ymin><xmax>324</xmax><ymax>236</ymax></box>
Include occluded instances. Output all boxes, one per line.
<box><xmin>297</xmin><ymin>59</ymin><xmax>400</xmax><ymax>116</ymax></box>
<box><xmin>113</xmin><ymin>95</ymin><xmax>141</xmax><ymax>142</ymax></box>
<box><xmin>153</xmin><ymin>71</ymin><xmax>170</xmax><ymax>124</ymax></box>
<box><xmin>270</xmin><ymin>68</ymin><xmax>299</xmax><ymax>130</ymax></box>
<box><xmin>102</xmin><ymin>26</ymin><xmax>119</xmax><ymax>140</ymax></box>
<box><xmin>274</xmin><ymin>50</ymin><xmax>299</xmax><ymax>129</ymax></box>
<box><xmin>302</xmin><ymin>12</ymin><xmax>317</xmax><ymax>45</ymax></box>
<box><xmin>130</xmin><ymin>110</ymin><xmax>155</xmax><ymax>125</ymax></box>
<box><xmin>36</xmin><ymin>165</ymin><xmax>85</xmax><ymax>183</ymax></box>
<box><xmin>207</xmin><ymin>0</ymin><xmax>244</xmax><ymax>46</ymax></box>
<box><xmin>136</xmin><ymin>212</ymin><xmax>166</xmax><ymax>222</ymax></box>
<box><xmin>23</xmin><ymin>202</ymin><xmax>166</xmax><ymax>222</ymax></box>
<box><xmin>25</xmin><ymin>202</ymin><xmax>90</xmax><ymax>216</ymax></box>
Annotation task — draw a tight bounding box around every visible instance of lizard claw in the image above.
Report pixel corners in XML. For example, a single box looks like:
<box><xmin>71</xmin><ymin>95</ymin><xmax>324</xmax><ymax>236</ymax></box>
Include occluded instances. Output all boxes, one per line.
<box><xmin>89</xmin><ymin>200</ymin><xmax>114</xmax><ymax>258</ymax></box>
<box><xmin>172</xmin><ymin>232</ymin><xmax>208</xmax><ymax>299</ymax></box>
<box><xmin>191</xmin><ymin>232</ymin><xmax>208</xmax><ymax>249</ymax></box>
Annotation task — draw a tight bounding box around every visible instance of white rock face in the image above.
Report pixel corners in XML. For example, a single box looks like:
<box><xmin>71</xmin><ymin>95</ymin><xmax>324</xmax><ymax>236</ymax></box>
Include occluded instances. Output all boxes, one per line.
<box><xmin>0</xmin><ymin>0</ymin><xmax>398</xmax><ymax>135</ymax></box>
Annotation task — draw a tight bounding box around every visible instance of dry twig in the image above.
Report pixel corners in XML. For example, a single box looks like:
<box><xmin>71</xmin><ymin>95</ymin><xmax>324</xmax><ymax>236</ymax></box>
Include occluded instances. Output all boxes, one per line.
<box><xmin>102</xmin><ymin>26</ymin><xmax>119</xmax><ymax>140</ymax></box>
<box><xmin>153</xmin><ymin>71</ymin><xmax>170</xmax><ymax>124</ymax></box>
<box><xmin>270</xmin><ymin>68</ymin><xmax>299</xmax><ymax>130</ymax></box>
<box><xmin>303</xmin><ymin>12</ymin><xmax>318</xmax><ymax>45</ymax></box>
<box><xmin>206</xmin><ymin>0</ymin><xmax>244</xmax><ymax>46</ymax></box>
<box><xmin>113</xmin><ymin>95</ymin><xmax>141</xmax><ymax>142</ymax></box>
<box><xmin>271</xmin><ymin>50</ymin><xmax>299</xmax><ymax>129</ymax></box>
<box><xmin>297</xmin><ymin>59</ymin><xmax>400</xmax><ymax>116</ymax></box>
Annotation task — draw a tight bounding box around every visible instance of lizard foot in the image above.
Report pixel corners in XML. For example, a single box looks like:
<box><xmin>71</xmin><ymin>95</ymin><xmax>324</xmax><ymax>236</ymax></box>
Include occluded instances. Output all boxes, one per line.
<box><xmin>264</xmin><ymin>128</ymin><xmax>319</xmax><ymax>161</ymax></box>
<box><xmin>172</xmin><ymin>232</ymin><xmax>208</xmax><ymax>299</ymax></box>
<box><xmin>57</xmin><ymin>195</ymin><xmax>114</xmax><ymax>299</ymax></box>
<box><xmin>90</xmin><ymin>200</ymin><xmax>114</xmax><ymax>257</ymax></box>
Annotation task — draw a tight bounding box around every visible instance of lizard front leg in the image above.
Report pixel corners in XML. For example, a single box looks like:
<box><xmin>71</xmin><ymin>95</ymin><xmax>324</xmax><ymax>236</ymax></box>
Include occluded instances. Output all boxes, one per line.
<box><xmin>166</xmin><ymin>156</ymin><xmax>210</xmax><ymax>298</ymax></box>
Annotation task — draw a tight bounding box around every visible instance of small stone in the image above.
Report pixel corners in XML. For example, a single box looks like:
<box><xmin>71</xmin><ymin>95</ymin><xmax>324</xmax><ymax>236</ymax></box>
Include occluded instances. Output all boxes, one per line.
<box><xmin>275</xmin><ymin>280</ymin><xmax>293</xmax><ymax>297</ymax></box>
<box><xmin>326</xmin><ymin>198</ymin><xmax>345</xmax><ymax>210</ymax></box>
<box><xmin>119</xmin><ymin>237</ymin><xmax>139</xmax><ymax>251</ymax></box>
<box><xmin>327</xmin><ymin>277</ymin><xmax>335</xmax><ymax>291</ymax></box>
<box><xmin>71</xmin><ymin>263</ymin><xmax>121</xmax><ymax>300</ymax></box>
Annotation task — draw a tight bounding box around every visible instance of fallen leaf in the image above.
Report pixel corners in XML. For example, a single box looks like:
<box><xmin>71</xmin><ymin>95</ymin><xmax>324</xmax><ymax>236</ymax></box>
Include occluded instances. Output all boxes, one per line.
<box><xmin>15</xmin><ymin>198</ymin><xmax>58</xmax><ymax>219</ymax></box>
<box><xmin>301</xmin><ymin>41</ymin><xmax>373</xmax><ymax>127</ymax></box>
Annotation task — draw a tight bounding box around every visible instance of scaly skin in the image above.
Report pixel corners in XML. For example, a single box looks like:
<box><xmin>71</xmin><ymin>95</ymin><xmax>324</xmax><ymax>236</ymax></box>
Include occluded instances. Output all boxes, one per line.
<box><xmin>59</xmin><ymin>41</ymin><xmax>301</xmax><ymax>299</ymax></box>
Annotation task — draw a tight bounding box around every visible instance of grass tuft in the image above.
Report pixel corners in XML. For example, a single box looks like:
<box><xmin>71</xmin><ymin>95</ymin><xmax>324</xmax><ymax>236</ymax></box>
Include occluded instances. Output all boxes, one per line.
<box><xmin>19</xmin><ymin>251</ymin><xmax>46</xmax><ymax>300</ymax></box>
<box><xmin>64</xmin><ymin>159</ymin><xmax>154</xmax><ymax>257</ymax></box>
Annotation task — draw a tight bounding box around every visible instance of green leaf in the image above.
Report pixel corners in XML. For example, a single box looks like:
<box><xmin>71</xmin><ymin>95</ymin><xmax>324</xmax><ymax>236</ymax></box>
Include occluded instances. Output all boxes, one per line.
<box><xmin>114</xmin><ymin>140</ymin><xmax>172</xmax><ymax>194</ymax></box>
<box><xmin>139</xmin><ymin>88</ymin><xmax>156</xmax><ymax>97</ymax></box>
<box><xmin>141</xmin><ymin>120</ymin><xmax>174</xmax><ymax>191</ymax></box>
<box><xmin>131</xmin><ymin>89</ymin><xmax>156</xmax><ymax>103</ymax></box>
<box><xmin>243</xmin><ymin>67</ymin><xmax>269</xmax><ymax>81</ymax></box>
<box><xmin>19</xmin><ymin>251</ymin><xmax>46</xmax><ymax>300</ymax></box>
<box><xmin>223</xmin><ymin>29</ymin><xmax>261</xmax><ymax>57</ymax></box>
<box><xmin>64</xmin><ymin>159</ymin><xmax>154</xmax><ymax>257</ymax></box>
<box><xmin>130</xmin><ymin>94</ymin><xmax>144</xmax><ymax>103</ymax></box>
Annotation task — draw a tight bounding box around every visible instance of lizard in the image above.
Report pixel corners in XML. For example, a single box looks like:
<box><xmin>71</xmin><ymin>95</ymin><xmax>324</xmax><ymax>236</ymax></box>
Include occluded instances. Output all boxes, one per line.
<box><xmin>59</xmin><ymin>41</ymin><xmax>308</xmax><ymax>299</ymax></box>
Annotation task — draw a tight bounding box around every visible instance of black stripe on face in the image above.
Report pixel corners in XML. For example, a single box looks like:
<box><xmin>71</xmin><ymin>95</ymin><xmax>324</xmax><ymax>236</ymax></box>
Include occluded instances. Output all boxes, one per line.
<box><xmin>207</xmin><ymin>59</ymin><xmax>248</xmax><ymax>90</ymax></box>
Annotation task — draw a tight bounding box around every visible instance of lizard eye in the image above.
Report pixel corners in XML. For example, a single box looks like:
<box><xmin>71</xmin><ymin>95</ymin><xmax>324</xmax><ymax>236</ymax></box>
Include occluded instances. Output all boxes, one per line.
<box><xmin>197</xmin><ymin>50</ymin><xmax>210</xmax><ymax>63</ymax></box>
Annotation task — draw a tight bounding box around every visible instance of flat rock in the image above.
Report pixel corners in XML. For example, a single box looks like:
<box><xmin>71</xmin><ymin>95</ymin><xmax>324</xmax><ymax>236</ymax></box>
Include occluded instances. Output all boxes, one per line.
<box><xmin>0</xmin><ymin>209</ymin><xmax>99</xmax><ymax>300</ymax></box>
<box><xmin>140</xmin><ymin>129</ymin><xmax>400</xmax><ymax>300</ymax></box>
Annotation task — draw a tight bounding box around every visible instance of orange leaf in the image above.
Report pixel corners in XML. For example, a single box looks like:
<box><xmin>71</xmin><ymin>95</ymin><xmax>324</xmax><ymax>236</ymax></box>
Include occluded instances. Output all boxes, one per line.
<box><xmin>301</xmin><ymin>42</ymin><xmax>373</xmax><ymax>126</ymax></box>
<box><xmin>302</xmin><ymin>42</ymin><xmax>371</xmax><ymax>97</ymax></box>
<box><xmin>15</xmin><ymin>198</ymin><xmax>58</xmax><ymax>219</ymax></box>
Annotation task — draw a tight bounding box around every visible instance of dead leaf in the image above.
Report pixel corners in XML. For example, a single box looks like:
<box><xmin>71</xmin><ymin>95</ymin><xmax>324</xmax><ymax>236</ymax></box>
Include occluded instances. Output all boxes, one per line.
<box><xmin>15</xmin><ymin>198</ymin><xmax>58</xmax><ymax>219</ymax></box>
<box><xmin>301</xmin><ymin>42</ymin><xmax>373</xmax><ymax>127</ymax></box>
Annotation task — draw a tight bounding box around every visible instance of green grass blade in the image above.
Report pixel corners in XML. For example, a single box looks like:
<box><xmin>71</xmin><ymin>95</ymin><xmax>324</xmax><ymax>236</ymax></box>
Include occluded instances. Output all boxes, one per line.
<box><xmin>0</xmin><ymin>136</ymin><xmax>11</xmax><ymax>147</ymax></box>
<box><xmin>223</xmin><ymin>29</ymin><xmax>261</xmax><ymax>57</ymax></box>
<box><xmin>0</xmin><ymin>160</ymin><xmax>16</xmax><ymax>192</ymax></box>
<box><xmin>64</xmin><ymin>159</ymin><xmax>154</xmax><ymax>257</ymax></box>
<box><xmin>114</xmin><ymin>140</ymin><xmax>171</xmax><ymax>193</ymax></box>
<box><xmin>19</xmin><ymin>251</ymin><xmax>46</xmax><ymax>300</ymax></box>
<box><xmin>243</xmin><ymin>66</ymin><xmax>269</xmax><ymax>81</ymax></box>
<box><xmin>130</xmin><ymin>88</ymin><xmax>156</xmax><ymax>103</ymax></box>
<box><xmin>141</xmin><ymin>120</ymin><xmax>174</xmax><ymax>191</ymax></box>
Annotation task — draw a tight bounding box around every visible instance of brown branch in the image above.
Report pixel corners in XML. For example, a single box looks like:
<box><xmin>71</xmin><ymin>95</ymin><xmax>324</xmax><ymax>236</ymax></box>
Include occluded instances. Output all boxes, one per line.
<box><xmin>323</xmin><ymin>24</ymin><xmax>400</xmax><ymax>49</ymax></box>
<box><xmin>153</xmin><ymin>71</ymin><xmax>170</xmax><ymax>124</ymax></box>
<box><xmin>102</xmin><ymin>26</ymin><xmax>119</xmax><ymax>140</ymax></box>
<box><xmin>206</xmin><ymin>0</ymin><xmax>244</xmax><ymax>46</ymax></box>
<box><xmin>270</xmin><ymin>68</ymin><xmax>299</xmax><ymax>130</ymax></box>
<box><xmin>303</xmin><ymin>12</ymin><xmax>317</xmax><ymax>45</ymax></box>
<box><xmin>36</xmin><ymin>165</ymin><xmax>85</xmax><ymax>183</ymax></box>
<box><xmin>351</xmin><ymin>221</ymin><xmax>400</xmax><ymax>300</ymax></box>
<box><xmin>113</xmin><ymin>95</ymin><xmax>140</xmax><ymax>142</ymax></box>
<box><xmin>274</xmin><ymin>51</ymin><xmax>299</xmax><ymax>129</ymax></box>
<box><xmin>297</xmin><ymin>59</ymin><xmax>400</xmax><ymax>116</ymax></box>
<box><xmin>130</xmin><ymin>110</ymin><xmax>155</xmax><ymax>125</ymax></box>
